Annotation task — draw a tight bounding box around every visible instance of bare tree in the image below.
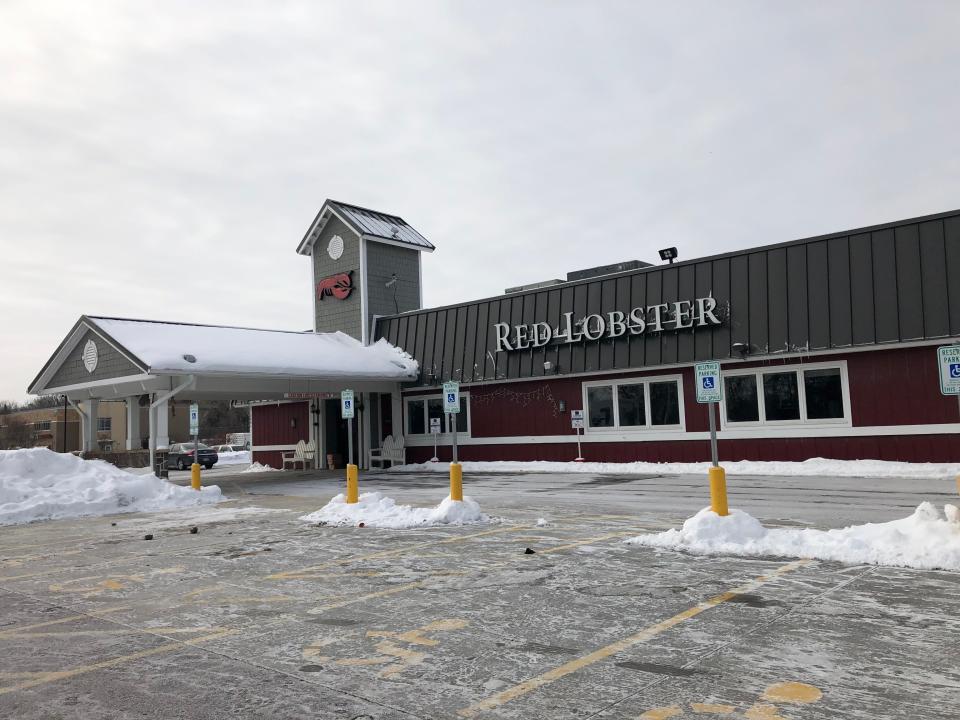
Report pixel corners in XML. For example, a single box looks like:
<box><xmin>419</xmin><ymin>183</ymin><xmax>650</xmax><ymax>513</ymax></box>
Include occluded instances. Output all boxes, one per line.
<box><xmin>0</xmin><ymin>417</ymin><xmax>33</xmax><ymax>449</ymax></box>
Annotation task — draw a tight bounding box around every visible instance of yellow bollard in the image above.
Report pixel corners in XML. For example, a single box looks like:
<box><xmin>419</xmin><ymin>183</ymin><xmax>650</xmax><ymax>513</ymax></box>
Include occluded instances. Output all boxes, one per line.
<box><xmin>346</xmin><ymin>464</ymin><xmax>359</xmax><ymax>504</ymax></box>
<box><xmin>190</xmin><ymin>463</ymin><xmax>202</xmax><ymax>491</ymax></box>
<box><xmin>709</xmin><ymin>465</ymin><xmax>728</xmax><ymax>516</ymax></box>
<box><xmin>450</xmin><ymin>462</ymin><xmax>463</xmax><ymax>501</ymax></box>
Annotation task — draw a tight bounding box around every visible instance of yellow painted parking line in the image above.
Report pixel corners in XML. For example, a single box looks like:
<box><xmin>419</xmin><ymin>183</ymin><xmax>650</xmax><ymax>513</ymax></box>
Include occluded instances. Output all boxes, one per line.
<box><xmin>269</xmin><ymin>525</ymin><xmax>528</xmax><ymax>580</ymax></box>
<box><xmin>535</xmin><ymin>531</ymin><xmax>637</xmax><ymax>554</ymax></box>
<box><xmin>5</xmin><ymin>627</ymin><xmax>220</xmax><ymax>639</ymax></box>
<box><xmin>458</xmin><ymin>560</ymin><xmax>811</xmax><ymax>718</ymax></box>
<box><xmin>0</xmin><ymin>629</ymin><xmax>234</xmax><ymax>695</ymax></box>
<box><xmin>0</xmin><ymin>606</ymin><xmax>129</xmax><ymax>639</ymax></box>
<box><xmin>307</xmin><ymin>574</ymin><xmax>469</xmax><ymax>613</ymax></box>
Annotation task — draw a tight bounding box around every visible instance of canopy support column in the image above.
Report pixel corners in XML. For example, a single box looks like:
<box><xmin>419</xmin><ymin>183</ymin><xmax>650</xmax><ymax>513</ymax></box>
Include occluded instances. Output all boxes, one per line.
<box><xmin>149</xmin><ymin>377</ymin><xmax>195</xmax><ymax>472</ymax></box>
<box><xmin>126</xmin><ymin>397</ymin><xmax>141</xmax><ymax>451</ymax></box>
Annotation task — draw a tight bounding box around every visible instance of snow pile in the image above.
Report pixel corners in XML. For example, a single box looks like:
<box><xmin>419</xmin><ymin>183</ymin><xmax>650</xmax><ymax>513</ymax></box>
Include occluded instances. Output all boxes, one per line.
<box><xmin>0</xmin><ymin>448</ymin><xmax>223</xmax><ymax>525</ymax></box>
<box><xmin>242</xmin><ymin>462</ymin><xmax>274</xmax><ymax>473</ymax></box>
<box><xmin>393</xmin><ymin>458</ymin><xmax>960</xmax><ymax>480</ymax></box>
<box><xmin>627</xmin><ymin>502</ymin><xmax>960</xmax><ymax>571</ymax></box>
<box><xmin>300</xmin><ymin>491</ymin><xmax>489</xmax><ymax>529</ymax></box>
<box><xmin>216</xmin><ymin>450</ymin><xmax>251</xmax><ymax>466</ymax></box>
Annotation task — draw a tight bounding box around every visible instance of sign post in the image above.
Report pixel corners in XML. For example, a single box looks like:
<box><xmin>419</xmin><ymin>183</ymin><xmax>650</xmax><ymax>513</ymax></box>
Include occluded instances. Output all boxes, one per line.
<box><xmin>570</xmin><ymin>410</ymin><xmax>585</xmax><ymax>462</ymax></box>
<box><xmin>341</xmin><ymin>389</ymin><xmax>358</xmax><ymax>503</ymax></box>
<box><xmin>189</xmin><ymin>403</ymin><xmax>201</xmax><ymax>491</ymax></box>
<box><xmin>695</xmin><ymin>361</ymin><xmax>727</xmax><ymax>516</ymax></box>
<box><xmin>936</xmin><ymin>345</ymin><xmax>960</xmax><ymax>496</ymax></box>
<box><xmin>443</xmin><ymin>381</ymin><xmax>463</xmax><ymax>501</ymax></box>
<box><xmin>429</xmin><ymin>417</ymin><xmax>441</xmax><ymax>462</ymax></box>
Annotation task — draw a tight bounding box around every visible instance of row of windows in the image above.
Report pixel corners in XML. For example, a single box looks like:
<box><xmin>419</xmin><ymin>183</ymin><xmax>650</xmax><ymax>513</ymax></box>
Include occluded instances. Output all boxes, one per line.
<box><xmin>404</xmin><ymin>362</ymin><xmax>850</xmax><ymax>438</ymax></box>
<box><xmin>406</xmin><ymin>395</ymin><xmax>469</xmax><ymax>436</ymax></box>
<box><xmin>584</xmin><ymin>363</ymin><xmax>848</xmax><ymax>432</ymax></box>
<box><xmin>30</xmin><ymin>418</ymin><xmax>111</xmax><ymax>432</ymax></box>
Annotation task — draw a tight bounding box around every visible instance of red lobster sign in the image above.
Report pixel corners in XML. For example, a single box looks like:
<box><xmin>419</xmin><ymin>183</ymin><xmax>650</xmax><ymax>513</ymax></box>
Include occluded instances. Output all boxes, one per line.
<box><xmin>316</xmin><ymin>270</ymin><xmax>354</xmax><ymax>301</ymax></box>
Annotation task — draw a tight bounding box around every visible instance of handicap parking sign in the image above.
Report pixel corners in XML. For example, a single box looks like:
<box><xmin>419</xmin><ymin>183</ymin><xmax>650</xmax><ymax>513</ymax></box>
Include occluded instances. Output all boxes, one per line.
<box><xmin>694</xmin><ymin>361</ymin><xmax>722</xmax><ymax>403</ymax></box>
<box><xmin>938</xmin><ymin>346</ymin><xmax>960</xmax><ymax>395</ymax></box>
<box><xmin>442</xmin><ymin>381</ymin><xmax>460</xmax><ymax>413</ymax></box>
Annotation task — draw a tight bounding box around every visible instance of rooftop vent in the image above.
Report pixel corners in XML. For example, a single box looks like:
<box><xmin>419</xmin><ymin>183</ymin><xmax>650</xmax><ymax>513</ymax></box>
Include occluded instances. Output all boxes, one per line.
<box><xmin>566</xmin><ymin>260</ymin><xmax>652</xmax><ymax>282</ymax></box>
<box><xmin>505</xmin><ymin>278</ymin><xmax>565</xmax><ymax>294</ymax></box>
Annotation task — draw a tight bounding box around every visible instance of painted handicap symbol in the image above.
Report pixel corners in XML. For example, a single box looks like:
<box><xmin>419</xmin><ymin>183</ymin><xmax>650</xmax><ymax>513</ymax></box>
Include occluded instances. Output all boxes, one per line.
<box><xmin>950</xmin><ymin>363</ymin><xmax>960</xmax><ymax>379</ymax></box>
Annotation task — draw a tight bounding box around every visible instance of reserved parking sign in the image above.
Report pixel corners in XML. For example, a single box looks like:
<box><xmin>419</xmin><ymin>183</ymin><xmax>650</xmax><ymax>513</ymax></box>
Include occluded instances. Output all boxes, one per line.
<box><xmin>937</xmin><ymin>345</ymin><xmax>960</xmax><ymax>395</ymax></box>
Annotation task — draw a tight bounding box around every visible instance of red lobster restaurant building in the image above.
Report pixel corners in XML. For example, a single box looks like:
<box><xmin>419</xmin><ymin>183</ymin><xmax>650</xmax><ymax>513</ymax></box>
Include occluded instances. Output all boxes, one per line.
<box><xmin>28</xmin><ymin>200</ymin><xmax>960</xmax><ymax>467</ymax></box>
<box><xmin>255</xmin><ymin>201</ymin><xmax>960</xmax><ymax>467</ymax></box>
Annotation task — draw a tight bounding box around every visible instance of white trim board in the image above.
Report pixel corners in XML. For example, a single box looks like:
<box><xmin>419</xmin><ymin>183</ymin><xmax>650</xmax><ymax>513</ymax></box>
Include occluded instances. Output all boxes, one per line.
<box><xmin>402</xmin><ymin>422</ymin><xmax>960</xmax><ymax>447</ymax></box>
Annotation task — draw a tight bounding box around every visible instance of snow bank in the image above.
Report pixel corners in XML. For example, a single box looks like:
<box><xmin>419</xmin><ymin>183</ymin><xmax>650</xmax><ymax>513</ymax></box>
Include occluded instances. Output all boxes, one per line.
<box><xmin>216</xmin><ymin>450</ymin><xmax>251</xmax><ymax>466</ymax></box>
<box><xmin>0</xmin><ymin>448</ymin><xmax>223</xmax><ymax>525</ymax></box>
<box><xmin>242</xmin><ymin>462</ymin><xmax>274</xmax><ymax>473</ymax></box>
<box><xmin>393</xmin><ymin>457</ymin><xmax>960</xmax><ymax>480</ymax></box>
<box><xmin>626</xmin><ymin>502</ymin><xmax>960</xmax><ymax>571</ymax></box>
<box><xmin>300</xmin><ymin>491</ymin><xmax>489</xmax><ymax>529</ymax></box>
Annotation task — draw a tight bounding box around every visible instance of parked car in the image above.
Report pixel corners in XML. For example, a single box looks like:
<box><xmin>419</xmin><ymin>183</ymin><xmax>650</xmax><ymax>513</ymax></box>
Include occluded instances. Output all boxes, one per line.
<box><xmin>166</xmin><ymin>443</ymin><xmax>218</xmax><ymax>470</ymax></box>
<box><xmin>213</xmin><ymin>444</ymin><xmax>246</xmax><ymax>454</ymax></box>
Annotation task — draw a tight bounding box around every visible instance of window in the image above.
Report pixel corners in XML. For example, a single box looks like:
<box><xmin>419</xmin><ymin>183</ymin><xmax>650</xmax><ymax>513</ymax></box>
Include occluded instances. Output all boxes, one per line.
<box><xmin>804</xmin><ymin>368</ymin><xmax>844</xmax><ymax>419</ymax></box>
<box><xmin>405</xmin><ymin>394</ymin><xmax>470</xmax><ymax>436</ymax></box>
<box><xmin>406</xmin><ymin>400</ymin><xmax>425</xmax><ymax>434</ymax></box>
<box><xmin>97</xmin><ymin>417</ymin><xmax>111</xmax><ymax>432</ymax></box>
<box><xmin>617</xmin><ymin>384</ymin><xmax>646</xmax><ymax>426</ymax></box>
<box><xmin>587</xmin><ymin>386</ymin><xmax>614</xmax><ymax>427</ymax></box>
<box><xmin>34</xmin><ymin>420</ymin><xmax>52</xmax><ymax>431</ymax></box>
<box><xmin>725</xmin><ymin>375</ymin><xmax>759</xmax><ymax>422</ymax></box>
<box><xmin>584</xmin><ymin>376</ymin><xmax>683</xmax><ymax>431</ymax></box>
<box><xmin>723</xmin><ymin>363</ymin><xmax>848</xmax><ymax>426</ymax></box>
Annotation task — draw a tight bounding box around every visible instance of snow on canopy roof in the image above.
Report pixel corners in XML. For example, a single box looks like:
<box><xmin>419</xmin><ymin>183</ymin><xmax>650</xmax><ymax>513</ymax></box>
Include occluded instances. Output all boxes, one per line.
<box><xmin>89</xmin><ymin>317</ymin><xmax>418</xmax><ymax>379</ymax></box>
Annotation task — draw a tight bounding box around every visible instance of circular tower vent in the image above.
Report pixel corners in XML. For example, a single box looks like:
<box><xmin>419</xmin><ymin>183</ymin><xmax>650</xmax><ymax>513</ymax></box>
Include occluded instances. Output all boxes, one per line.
<box><xmin>327</xmin><ymin>235</ymin><xmax>344</xmax><ymax>260</ymax></box>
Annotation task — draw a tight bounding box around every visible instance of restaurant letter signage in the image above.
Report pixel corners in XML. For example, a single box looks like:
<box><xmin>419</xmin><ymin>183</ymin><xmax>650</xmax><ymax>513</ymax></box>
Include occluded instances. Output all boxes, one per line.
<box><xmin>494</xmin><ymin>296</ymin><xmax>723</xmax><ymax>352</ymax></box>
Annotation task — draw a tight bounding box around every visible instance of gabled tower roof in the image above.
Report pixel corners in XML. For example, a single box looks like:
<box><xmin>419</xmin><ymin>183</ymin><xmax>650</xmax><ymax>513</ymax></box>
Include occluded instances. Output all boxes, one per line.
<box><xmin>297</xmin><ymin>199</ymin><xmax>435</xmax><ymax>255</ymax></box>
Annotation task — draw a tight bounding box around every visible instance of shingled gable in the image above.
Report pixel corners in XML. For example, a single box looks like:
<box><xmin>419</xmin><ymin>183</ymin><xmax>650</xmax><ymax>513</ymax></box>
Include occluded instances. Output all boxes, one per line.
<box><xmin>296</xmin><ymin>199</ymin><xmax>435</xmax><ymax>256</ymax></box>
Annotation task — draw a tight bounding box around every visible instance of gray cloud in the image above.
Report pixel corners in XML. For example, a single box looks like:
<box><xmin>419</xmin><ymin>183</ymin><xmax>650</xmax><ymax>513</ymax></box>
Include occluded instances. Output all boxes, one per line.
<box><xmin>2</xmin><ymin>1</ymin><xmax>959</xmax><ymax>400</ymax></box>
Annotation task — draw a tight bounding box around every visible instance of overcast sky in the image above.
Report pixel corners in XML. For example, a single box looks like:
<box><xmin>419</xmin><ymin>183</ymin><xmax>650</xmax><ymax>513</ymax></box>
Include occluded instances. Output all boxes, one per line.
<box><xmin>2</xmin><ymin>1</ymin><xmax>959</xmax><ymax>401</ymax></box>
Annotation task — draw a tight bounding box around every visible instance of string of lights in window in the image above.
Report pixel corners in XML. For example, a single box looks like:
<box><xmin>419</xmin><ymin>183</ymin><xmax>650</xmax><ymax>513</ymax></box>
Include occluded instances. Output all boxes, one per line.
<box><xmin>469</xmin><ymin>383</ymin><xmax>564</xmax><ymax>417</ymax></box>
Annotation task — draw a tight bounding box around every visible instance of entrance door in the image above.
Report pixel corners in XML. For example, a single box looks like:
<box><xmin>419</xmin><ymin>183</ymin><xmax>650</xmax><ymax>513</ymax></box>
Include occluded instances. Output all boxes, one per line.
<box><xmin>323</xmin><ymin>399</ymin><xmax>359</xmax><ymax>469</ymax></box>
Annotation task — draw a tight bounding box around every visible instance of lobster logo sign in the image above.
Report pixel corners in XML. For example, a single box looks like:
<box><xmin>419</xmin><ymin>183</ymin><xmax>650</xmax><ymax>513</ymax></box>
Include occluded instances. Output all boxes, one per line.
<box><xmin>316</xmin><ymin>270</ymin><xmax>355</xmax><ymax>301</ymax></box>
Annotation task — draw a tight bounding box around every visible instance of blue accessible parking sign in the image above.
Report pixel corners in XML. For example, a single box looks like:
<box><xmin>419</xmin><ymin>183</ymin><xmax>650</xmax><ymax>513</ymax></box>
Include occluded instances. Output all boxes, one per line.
<box><xmin>695</xmin><ymin>362</ymin><xmax>722</xmax><ymax>404</ymax></box>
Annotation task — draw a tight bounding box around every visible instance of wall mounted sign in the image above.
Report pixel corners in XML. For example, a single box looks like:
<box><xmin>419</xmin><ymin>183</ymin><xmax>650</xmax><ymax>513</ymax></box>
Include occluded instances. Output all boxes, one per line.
<box><xmin>283</xmin><ymin>392</ymin><xmax>339</xmax><ymax>400</ymax></box>
<box><xmin>316</xmin><ymin>270</ymin><xmax>355</xmax><ymax>301</ymax></box>
<box><xmin>494</xmin><ymin>296</ymin><xmax>723</xmax><ymax>352</ymax></box>
<box><xmin>82</xmin><ymin>339</ymin><xmax>99</xmax><ymax>373</ymax></box>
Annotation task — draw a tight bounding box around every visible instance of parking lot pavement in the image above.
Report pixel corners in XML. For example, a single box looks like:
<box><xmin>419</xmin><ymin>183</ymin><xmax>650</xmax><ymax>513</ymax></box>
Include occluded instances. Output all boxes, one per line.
<box><xmin>0</xmin><ymin>469</ymin><xmax>958</xmax><ymax>719</ymax></box>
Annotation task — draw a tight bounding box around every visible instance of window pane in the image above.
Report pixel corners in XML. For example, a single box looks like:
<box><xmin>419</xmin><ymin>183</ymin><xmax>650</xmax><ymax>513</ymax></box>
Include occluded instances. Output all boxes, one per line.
<box><xmin>455</xmin><ymin>397</ymin><xmax>468</xmax><ymax>433</ymax></box>
<box><xmin>617</xmin><ymin>384</ymin><xmax>646</xmax><ymax>426</ymax></box>
<box><xmin>407</xmin><ymin>400</ymin><xmax>425</xmax><ymax>434</ymax></box>
<box><xmin>763</xmin><ymin>372</ymin><xmax>800</xmax><ymax>421</ymax></box>
<box><xmin>725</xmin><ymin>375</ymin><xmax>759</xmax><ymax>422</ymax></box>
<box><xmin>587</xmin><ymin>386</ymin><xmax>614</xmax><ymax>427</ymax></box>
<box><xmin>427</xmin><ymin>398</ymin><xmax>444</xmax><ymax>432</ymax></box>
<box><xmin>804</xmin><ymin>368</ymin><xmax>844</xmax><ymax>419</ymax></box>
<box><xmin>649</xmin><ymin>381</ymin><xmax>680</xmax><ymax>425</ymax></box>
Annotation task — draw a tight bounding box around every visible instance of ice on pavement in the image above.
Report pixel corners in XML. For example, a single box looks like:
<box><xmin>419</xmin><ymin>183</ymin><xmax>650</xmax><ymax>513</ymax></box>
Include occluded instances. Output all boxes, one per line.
<box><xmin>0</xmin><ymin>448</ymin><xmax>223</xmax><ymax>525</ymax></box>
<box><xmin>300</xmin><ymin>491</ymin><xmax>490</xmax><ymax>529</ymax></box>
<box><xmin>626</xmin><ymin>502</ymin><xmax>960</xmax><ymax>571</ymax></box>
<box><xmin>395</xmin><ymin>457</ymin><xmax>960</xmax><ymax>480</ymax></box>
<box><xmin>242</xmin><ymin>462</ymin><xmax>275</xmax><ymax>473</ymax></box>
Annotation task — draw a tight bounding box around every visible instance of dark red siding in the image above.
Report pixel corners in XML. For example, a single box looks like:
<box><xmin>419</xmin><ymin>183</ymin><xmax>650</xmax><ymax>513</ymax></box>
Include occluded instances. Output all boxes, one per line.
<box><xmin>407</xmin><ymin>434</ymin><xmax>960</xmax><ymax>464</ymax></box>
<box><xmin>252</xmin><ymin>402</ymin><xmax>309</xmax><ymax>467</ymax></box>
<box><xmin>403</xmin><ymin>345</ymin><xmax>960</xmax><ymax>463</ymax></box>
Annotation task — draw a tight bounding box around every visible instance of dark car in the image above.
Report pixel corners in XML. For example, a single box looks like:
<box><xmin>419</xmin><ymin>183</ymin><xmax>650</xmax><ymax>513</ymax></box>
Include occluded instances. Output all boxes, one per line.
<box><xmin>165</xmin><ymin>443</ymin><xmax>218</xmax><ymax>470</ymax></box>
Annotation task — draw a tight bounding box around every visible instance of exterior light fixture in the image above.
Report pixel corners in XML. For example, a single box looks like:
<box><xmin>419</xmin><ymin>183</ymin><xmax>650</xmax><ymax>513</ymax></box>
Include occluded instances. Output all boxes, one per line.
<box><xmin>543</xmin><ymin>361</ymin><xmax>553</xmax><ymax>372</ymax></box>
<box><xmin>183</xmin><ymin>354</ymin><xmax>197</xmax><ymax>363</ymax></box>
<box><xmin>658</xmin><ymin>247</ymin><xmax>678</xmax><ymax>264</ymax></box>
<box><xmin>290</xmin><ymin>418</ymin><xmax>297</xmax><ymax>428</ymax></box>
<box><xmin>732</xmin><ymin>342</ymin><xmax>750</xmax><ymax>359</ymax></box>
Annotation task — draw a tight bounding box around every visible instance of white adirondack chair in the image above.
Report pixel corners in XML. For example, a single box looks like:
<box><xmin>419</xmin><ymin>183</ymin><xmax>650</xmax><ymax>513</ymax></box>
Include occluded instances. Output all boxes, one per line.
<box><xmin>368</xmin><ymin>435</ymin><xmax>406</xmax><ymax>468</ymax></box>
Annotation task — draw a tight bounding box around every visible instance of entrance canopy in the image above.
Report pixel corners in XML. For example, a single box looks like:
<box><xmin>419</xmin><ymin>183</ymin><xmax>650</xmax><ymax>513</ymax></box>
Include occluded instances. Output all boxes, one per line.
<box><xmin>29</xmin><ymin>315</ymin><xmax>419</xmax><ymax>401</ymax></box>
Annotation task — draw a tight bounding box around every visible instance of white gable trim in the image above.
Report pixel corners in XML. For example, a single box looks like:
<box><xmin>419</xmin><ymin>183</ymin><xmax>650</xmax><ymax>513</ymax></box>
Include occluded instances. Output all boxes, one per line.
<box><xmin>29</xmin><ymin>319</ymin><xmax>148</xmax><ymax>395</ymax></box>
<box><xmin>297</xmin><ymin>203</ymin><xmax>363</xmax><ymax>255</ymax></box>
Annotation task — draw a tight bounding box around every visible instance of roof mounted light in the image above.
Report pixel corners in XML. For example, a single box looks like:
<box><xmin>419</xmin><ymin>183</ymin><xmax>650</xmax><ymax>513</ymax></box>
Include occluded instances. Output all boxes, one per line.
<box><xmin>183</xmin><ymin>354</ymin><xmax>197</xmax><ymax>364</ymax></box>
<box><xmin>658</xmin><ymin>247</ymin><xmax>678</xmax><ymax>264</ymax></box>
